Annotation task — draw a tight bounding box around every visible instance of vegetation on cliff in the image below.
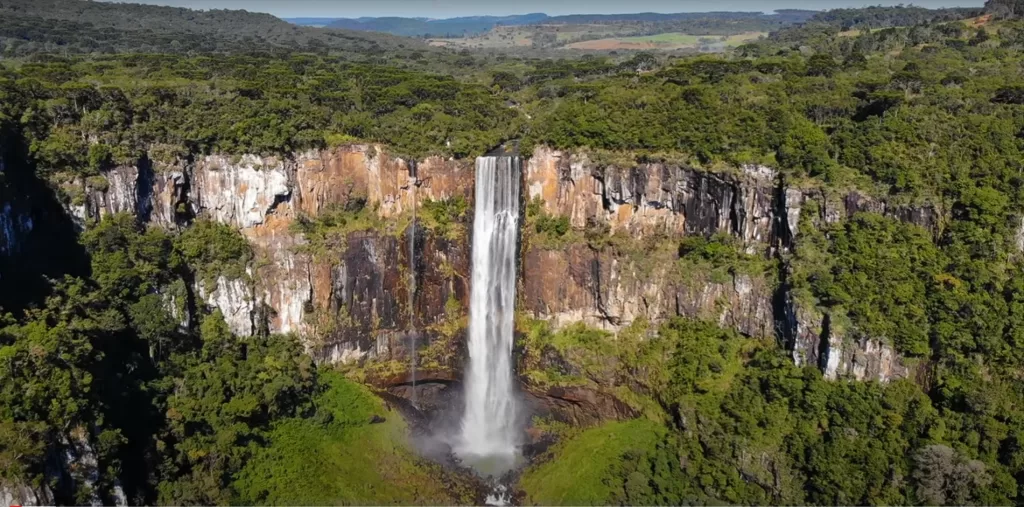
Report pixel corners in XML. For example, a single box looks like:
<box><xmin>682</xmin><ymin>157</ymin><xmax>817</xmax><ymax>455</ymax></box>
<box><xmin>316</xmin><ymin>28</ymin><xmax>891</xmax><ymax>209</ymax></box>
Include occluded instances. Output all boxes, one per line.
<box><xmin>0</xmin><ymin>55</ymin><xmax>520</xmax><ymax>162</ymax></box>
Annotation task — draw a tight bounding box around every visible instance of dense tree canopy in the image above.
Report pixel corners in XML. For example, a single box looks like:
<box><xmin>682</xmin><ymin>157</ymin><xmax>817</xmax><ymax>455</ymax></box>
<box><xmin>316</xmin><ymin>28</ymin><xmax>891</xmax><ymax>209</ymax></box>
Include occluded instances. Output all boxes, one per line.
<box><xmin>5</xmin><ymin>3</ymin><xmax>1024</xmax><ymax>505</ymax></box>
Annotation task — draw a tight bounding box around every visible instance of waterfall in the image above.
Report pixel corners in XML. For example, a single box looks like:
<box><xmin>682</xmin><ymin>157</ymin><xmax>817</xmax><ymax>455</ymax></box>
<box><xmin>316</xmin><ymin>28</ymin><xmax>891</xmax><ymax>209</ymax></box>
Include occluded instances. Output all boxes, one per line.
<box><xmin>456</xmin><ymin>155</ymin><xmax>522</xmax><ymax>475</ymax></box>
<box><xmin>408</xmin><ymin>162</ymin><xmax>418</xmax><ymax>409</ymax></box>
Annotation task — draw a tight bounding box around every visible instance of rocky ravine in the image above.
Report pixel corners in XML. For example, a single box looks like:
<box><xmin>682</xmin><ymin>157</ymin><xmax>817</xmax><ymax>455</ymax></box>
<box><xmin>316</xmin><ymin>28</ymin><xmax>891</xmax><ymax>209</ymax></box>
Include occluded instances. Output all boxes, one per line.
<box><xmin>2</xmin><ymin>144</ymin><xmax>944</xmax><ymax>387</ymax></box>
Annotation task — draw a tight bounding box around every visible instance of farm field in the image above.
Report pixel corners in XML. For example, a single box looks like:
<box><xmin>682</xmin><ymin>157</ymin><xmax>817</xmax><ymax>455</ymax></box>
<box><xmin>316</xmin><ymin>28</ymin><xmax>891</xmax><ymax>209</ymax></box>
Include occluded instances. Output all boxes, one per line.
<box><xmin>430</xmin><ymin>28</ymin><xmax>766</xmax><ymax>51</ymax></box>
<box><xmin>563</xmin><ymin>31</ymin><xmax>766</xmax><ymax>50</ymax></box>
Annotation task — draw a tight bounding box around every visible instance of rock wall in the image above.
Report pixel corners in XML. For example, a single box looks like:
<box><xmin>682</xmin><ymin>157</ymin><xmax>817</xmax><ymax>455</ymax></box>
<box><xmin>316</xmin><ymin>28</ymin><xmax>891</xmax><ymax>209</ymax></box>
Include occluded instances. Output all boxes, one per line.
<box><xmin>522</xmin><ymin>147</ymin><xmax>939</xmax><ymax>382</ymax></box>
<box><xmin>0</xmin><ymin>484</ymin><xmax>52</xmax><ymax>507</ymax></box>
<box><xmin>520</xmin><ymin>244</ymin><xmax>775</xmax><ymax>338</ymax></box>
<box><xmin>68</xmin><ymin>145</ymin><xmax>473</xmax><ymax>370</ymax></box>
<box><xmin>63</xmin><ymin>144</ymin><xmax>945</xmax><ymax>383</ymax></box>
<box><xmin>524</xmin><ymin>147</ymin><xmax>776</xmax><ymax>248</ymax></box>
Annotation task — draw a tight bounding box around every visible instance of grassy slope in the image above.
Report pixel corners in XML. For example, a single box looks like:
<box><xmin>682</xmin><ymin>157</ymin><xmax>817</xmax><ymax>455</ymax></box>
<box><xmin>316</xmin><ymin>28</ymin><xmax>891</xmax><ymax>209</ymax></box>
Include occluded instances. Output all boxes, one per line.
<box><xmin>233</xmin><ymin>371</ymin><xmax>469</xmax><ymax>505</ymax></box>
<box><xmin>518</xmin><ymin>419</ymin><xmax>665</xmax><ymax>505</ymax></box>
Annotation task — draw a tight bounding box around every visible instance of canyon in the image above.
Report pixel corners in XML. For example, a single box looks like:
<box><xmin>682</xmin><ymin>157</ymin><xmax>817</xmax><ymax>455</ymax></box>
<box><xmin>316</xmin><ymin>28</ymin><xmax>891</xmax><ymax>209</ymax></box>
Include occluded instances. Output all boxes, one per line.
<box><xmin>0</xmin><ymin>141</ymin><xmax>958</xmax><ymax>505</ymax></box>
<box><xmin>2</xmin><ymin>144</ymin><xmax>941</xmax><ymax>408</ymax></box>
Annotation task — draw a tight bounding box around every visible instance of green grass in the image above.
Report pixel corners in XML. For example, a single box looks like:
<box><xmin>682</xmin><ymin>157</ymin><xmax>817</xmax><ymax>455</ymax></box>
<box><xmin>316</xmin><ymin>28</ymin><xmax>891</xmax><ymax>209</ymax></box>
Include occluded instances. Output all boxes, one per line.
<box><xmin>519</xmin><ymin>419</ymin><xmax>665</xmax><ymax>505</ymax></box>
<box><xmin>233</xmin><ymin>371</ymin><xmax>471</xmax><ymax>505</ymax></box>
<box><xmin>567</xmin><ymin>31</ymin><xmax>766</xmax><ymax>50</ymax></box>
<box><xmin>616</xmin><ymin>33</ymin><xmax>702</xmax><ymax>44</ymax></box>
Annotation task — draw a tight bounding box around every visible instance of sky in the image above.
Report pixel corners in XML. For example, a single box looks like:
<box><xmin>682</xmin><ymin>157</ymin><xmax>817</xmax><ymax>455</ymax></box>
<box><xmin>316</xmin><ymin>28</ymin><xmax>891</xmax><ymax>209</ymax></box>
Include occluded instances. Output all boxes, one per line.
<box><xmin>106</xmin><ymin>0</ymin><xmax>987</xmax><ymax>19</ymax></box>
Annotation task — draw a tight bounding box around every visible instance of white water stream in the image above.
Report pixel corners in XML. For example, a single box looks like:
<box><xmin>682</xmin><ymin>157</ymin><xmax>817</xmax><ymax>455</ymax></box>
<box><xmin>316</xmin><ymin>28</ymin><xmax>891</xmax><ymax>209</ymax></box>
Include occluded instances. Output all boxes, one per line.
<box><xmin>455</xmin><ymin>155</ymin><xmax>522</xmax><ymax>476</ymax></box>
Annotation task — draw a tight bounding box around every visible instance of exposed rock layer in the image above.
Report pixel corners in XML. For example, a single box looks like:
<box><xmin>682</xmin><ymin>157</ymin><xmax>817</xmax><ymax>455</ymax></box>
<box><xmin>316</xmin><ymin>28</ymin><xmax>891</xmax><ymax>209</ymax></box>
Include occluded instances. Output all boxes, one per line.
<box><xmin>522</xmin><ymin>148</ymin><xmax>936</xmax><ymax>382</ymax></box>
<box><xmin>61</xmin><ymin>146</ymin><xmax>472</xmax><ymax>370</ymax></box>
<box><xmin>45</xmin><ymin>145</ymin><xmax>944</xmax><ymax>384</ymax></box>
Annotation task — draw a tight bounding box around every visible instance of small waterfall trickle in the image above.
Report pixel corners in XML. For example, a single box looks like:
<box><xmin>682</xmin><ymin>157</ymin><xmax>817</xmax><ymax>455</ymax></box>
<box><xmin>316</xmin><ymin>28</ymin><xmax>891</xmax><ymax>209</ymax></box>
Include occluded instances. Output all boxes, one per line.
<box><xmin>408</xmin><ymin>162</ymin><xmax>418</xmax><ymax>409</ymax></box>
<box><xmin>455</xmin><ymin>155</ymin><xmax>522</xmax><ymax>476</ymax></box>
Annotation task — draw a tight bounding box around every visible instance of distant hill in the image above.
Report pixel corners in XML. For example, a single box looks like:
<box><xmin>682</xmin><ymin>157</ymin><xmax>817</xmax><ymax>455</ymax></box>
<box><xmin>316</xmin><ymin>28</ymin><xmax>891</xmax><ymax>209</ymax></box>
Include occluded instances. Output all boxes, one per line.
<box><xmin>767</xmin><ymin>5</ymin><xmax>982</xmax><ymax>46</ymax></box>
<box><xmin>805</xmin><ymin>5</ymin><xmax>981</xmax><ymax>29</ymax></box>
<box><xmin>323</xmin><ymin>11</ymin><xmax>817</xmax><ymax>38</ymax></box>
<box><xmin>0</xmin><ymin>0</ymin><xmax>427</xmax><ymax>57</ymax></box>
<box><xmin>325</xmin><ymin>13</ymin><xmax>549</xmax><ymax>37</ymax></box>
<box><xmin>284</xmin><ymin>17</ymin><xmax>343</xmax><ymax>27</ymax></box>
<box><xmin>544</xmin><ymin>11</ymin><xmax>811</xmax><ymax>24</ymax></box>
<box><xmin>985</xmin><ymin>0</ymin><xmax>1024</xmax><ymax>17</ymax></box>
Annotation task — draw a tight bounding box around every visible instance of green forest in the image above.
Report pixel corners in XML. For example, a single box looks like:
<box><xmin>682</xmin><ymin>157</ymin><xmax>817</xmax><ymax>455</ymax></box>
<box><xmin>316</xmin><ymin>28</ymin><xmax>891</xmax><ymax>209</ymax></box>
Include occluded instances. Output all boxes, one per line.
<box><xmin>5</xmin><ymin>0</ymin><xmax>1024</xmax><ymax>504</ymax></box>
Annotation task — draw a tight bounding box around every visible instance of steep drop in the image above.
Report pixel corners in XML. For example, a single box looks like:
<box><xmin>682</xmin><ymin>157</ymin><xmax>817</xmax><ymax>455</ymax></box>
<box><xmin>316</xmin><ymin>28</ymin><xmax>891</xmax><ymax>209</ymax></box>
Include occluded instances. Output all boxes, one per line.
<box><xmin>456</xmin><ymin>155</ymin><xmax>522</xmax><ymax>475</ymax></box>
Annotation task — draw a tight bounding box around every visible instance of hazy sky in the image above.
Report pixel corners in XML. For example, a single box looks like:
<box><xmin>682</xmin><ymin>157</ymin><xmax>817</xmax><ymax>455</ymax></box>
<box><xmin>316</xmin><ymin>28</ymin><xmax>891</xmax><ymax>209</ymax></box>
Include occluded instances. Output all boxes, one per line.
<box><xmin>106</xmin><ymin>0</ymin><xmax>986</xmax><ymax>18</ymax></box>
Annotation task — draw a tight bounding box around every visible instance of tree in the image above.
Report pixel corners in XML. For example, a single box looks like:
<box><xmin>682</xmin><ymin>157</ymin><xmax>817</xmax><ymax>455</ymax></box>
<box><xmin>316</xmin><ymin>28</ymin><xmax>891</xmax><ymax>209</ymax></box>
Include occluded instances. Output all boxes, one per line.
<box><xmin>806</xmin><ymin>53</ymin><xmax>838</xmax><ymax>77</ymax></box>
<box><xmin>157</xmin><ymin>311</ymin><xmax>316</xmax><ymax>504</ymax></box>
<box><xmin>776</xmin><ymin>116</ymin><xmax>836</xmax><ymax>179</ymax></box>
<box><xmin>911</xmin><ymin>445</ymin><xmax>992</xmax><ymax>505</ymax></box>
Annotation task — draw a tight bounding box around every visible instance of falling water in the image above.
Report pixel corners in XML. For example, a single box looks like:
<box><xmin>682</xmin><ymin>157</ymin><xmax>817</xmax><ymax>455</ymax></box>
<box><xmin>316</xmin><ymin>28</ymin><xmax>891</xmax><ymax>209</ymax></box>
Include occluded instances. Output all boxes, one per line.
<box><xmin>456</xmin><ymin>155</ymin><xmax>522</xmax><ymax>475</ymax></box>
<box><xmin>408</xmin><ymin>162</ymin><xmax>418</xmax><ymax>409</ymax></box>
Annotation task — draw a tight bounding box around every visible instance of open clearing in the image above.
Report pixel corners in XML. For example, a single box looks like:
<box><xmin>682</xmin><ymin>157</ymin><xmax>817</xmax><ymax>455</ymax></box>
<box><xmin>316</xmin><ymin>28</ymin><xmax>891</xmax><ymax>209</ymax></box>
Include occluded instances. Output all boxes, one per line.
<box><xmin>429</xmin><ymin>26</ymin><xmax>766</xmax><ymax>51</ymax></box>
<box><xmin>563</xmin><ymin>31</ymin><xmax>766</xmax><ymax>50</ymax></box>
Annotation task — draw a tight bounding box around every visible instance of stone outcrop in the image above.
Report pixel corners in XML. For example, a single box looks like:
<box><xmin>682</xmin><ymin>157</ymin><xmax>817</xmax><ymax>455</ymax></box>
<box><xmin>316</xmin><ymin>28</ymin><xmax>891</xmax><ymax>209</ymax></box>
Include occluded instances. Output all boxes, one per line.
<box><xmin>522</xmin><ymin>147</ymin><xmax>939</xmax><ymax>382</ymax></box>
<box><xmin>0</xmin><ymin>483</ymin><xmax>52</xmax><ymax>507</ymax></box>
<box><xmin>191</xmin><ymin>154</ymin><xmax>291</xmax><ymax>229</ymax></box>
<box><xmin>66</xmin><ymin>145</ymin><xmax>473</xmax><ymax>365</ymax></box>
<box><xmin>525</xmin><ymin>146</ymin><xmax>776</xmax><ymax>248</ymax></box>
<box><xmin>784</xmin><ymin>301</ymin><xmax>908</xmax><ymax>382</ymax></box>
<box><xmin>521</xmin><ymin>244</ymin><xmax>775</xmax><ymax>338</ymax></box>
<box><xmin>524</xmin><ymin>386</ymin><xmax>639</xmax><ymax>427</ymax></box>
<box><xmin>63</xmin><ymin>144</ymin><xmax>945</xmax><ymax>383</ymax></box>
<box><xmin>196</xmin><ymin>274</ymin><xmax>257</xmax><ymax>337</ymax></box>
<box><xmin>0</xmin><ymin>426</ymin><xmax>126</xmax><ymax>507</ymax></box>
<box><xmin>0</xmin><ymin>202</ymin><xmax>33</xmax><ymax>255</ymax></box>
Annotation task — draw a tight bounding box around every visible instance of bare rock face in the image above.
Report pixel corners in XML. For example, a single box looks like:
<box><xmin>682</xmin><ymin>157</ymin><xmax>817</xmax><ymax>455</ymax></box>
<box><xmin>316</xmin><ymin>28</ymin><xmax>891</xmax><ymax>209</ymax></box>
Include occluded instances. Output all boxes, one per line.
<box><xmin>196</xmin><ymin>274</ymin><xmax>256</xmax><ymax>337</ymax></box>
<box><xmin>525</xmin><ymin>147</ymin><xmax>776</xmax><ymax>247</ymax></box>
<box><xmin>244</xmin><ymin>214</ymin><xmax>309</xmax><ymax>335</ymax></box>
<box><xmin>523</xmin><ymin>147</ymin><xmax>778</xmax><ymax>338</ymax></box>
<box><xmin>191</xmin><ymin>155</ymin><xmax>291</xmax><ymax>229</ymax></box>
<box><xmin>293</xmin><ymin>147</ymin><xmax>473</xmax><ymax>218</ymax></box>
<box><xmin>67</xmin><ymin>145</ymin><xmax>472</xmax><ymax>372</ymax></box>
<box><xmin>523</xmin><ymin>147</ymin><xmax>934</xmax><ymax>383</ymax></box>
<box><xmin>0</xmin><ymin>426</ymin><xmax>128</xmax><ymax>507</ymax></box>
<box><xmin>788</xmin><ymin>305</ymin><xmax>908</xmax><ymax>381</ymax></box>
<box><xmin>93</xmin><ymin>165</ymin><xmax>141</xmax><ymax>218</ymax></box>
<box><xmin>524</xmin><ymin>386</ymin><xmax>639</xmax><ymax>427</ymax></box>
<box><xmin>0</xmin><ymin>483</ymin><xmax>52</xmax><ymax>507</ymax></box>
<box><xmin>520</xmin><ymin>244</ymin><xmax>775</xmax><ymax>338</ymax></box>
<box><xmin>68</xmin><ymin>144</ymin><xmax>941</xmax><ymax>384</ymax></box>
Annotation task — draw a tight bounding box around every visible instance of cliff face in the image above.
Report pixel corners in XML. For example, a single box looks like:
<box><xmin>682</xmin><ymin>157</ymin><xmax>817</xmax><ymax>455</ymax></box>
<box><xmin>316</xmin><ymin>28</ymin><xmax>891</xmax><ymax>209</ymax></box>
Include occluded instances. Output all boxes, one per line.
<box><xmin>524</xmin><ymin>147</ymin><xmax>776</xmax><ymax>247</ymax></box>
<box><xmin>47</xmin><ymin>144</ymin><xmax>945</xmax><ymax>385</ymax></box>
<box><xmin>62</xmin><ymin>146</ymin><xmax>473</xmax><ymax>374</ymax></box>
<box><xmin>521</xmin><ymin>147</ymin><xmax>777</xmax><ymax>341</ymax></box>
<box><xmin>522</xmin><ymin>147</ymin><xmax>935</xmax><ymax>383</ymax></box>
